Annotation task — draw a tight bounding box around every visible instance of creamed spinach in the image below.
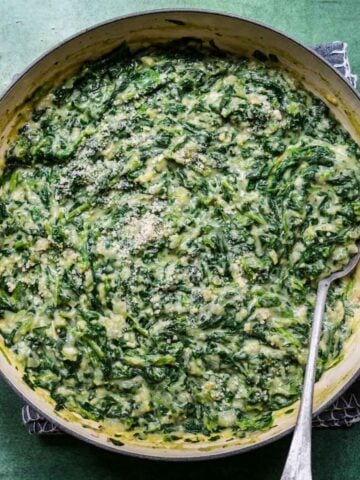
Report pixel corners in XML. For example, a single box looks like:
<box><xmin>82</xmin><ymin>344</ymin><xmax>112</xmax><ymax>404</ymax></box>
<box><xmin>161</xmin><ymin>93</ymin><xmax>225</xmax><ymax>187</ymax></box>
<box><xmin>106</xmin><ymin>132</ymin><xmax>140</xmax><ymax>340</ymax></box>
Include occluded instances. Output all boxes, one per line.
<box><xmin>0</xmin><ymin>40</ymin><xmax>359</xmax><ymax>442</ymax></box>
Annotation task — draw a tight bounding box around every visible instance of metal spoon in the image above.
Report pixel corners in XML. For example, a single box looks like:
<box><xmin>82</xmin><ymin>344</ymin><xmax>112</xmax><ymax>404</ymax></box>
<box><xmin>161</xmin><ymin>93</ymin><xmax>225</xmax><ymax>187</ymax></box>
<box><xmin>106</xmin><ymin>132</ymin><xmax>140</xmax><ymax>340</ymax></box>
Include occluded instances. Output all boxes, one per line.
<box><xmin>281</xmin><ymin>244</ymin><xmax>360</xmax><ymax>480</ymax></box>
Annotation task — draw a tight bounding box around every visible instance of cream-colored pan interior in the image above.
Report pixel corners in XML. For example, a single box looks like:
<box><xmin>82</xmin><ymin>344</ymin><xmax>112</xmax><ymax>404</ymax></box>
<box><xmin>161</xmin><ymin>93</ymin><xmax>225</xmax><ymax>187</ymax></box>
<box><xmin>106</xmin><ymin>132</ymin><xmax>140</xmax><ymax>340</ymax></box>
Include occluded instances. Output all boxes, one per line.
<box><xmin>0</xmin><ymin>10</ymin><xmax>359</xmax><ymax>460</ymax></box>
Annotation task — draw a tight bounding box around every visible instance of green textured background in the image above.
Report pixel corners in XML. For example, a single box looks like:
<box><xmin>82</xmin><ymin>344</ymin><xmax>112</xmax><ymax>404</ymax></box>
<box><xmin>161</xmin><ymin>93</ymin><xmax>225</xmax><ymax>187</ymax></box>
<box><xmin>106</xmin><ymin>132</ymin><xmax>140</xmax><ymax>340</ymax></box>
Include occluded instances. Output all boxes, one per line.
<box><xmin>1</xmin><ymin>1</ymin><xmax>360</xmax><ymax>479</ymax></box>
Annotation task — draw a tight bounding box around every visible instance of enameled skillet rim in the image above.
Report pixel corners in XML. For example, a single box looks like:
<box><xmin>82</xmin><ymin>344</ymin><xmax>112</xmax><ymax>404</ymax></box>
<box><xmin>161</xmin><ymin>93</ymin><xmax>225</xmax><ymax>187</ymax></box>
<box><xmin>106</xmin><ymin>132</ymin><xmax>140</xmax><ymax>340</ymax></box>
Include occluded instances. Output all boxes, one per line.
<box><xmin>0</xmin><ymin>8</ymin><xmax>359</xmax><ymax>461</ymax></box>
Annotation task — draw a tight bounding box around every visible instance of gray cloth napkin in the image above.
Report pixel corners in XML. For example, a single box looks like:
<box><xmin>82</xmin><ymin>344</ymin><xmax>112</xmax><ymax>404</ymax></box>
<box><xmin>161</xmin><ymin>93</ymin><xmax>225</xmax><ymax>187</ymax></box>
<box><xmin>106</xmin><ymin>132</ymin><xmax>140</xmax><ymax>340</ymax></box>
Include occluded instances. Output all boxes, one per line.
<box><xmin>22</xmin><ymin>41</ymin><xmax>359</xmax><ymax>435</ymax></box>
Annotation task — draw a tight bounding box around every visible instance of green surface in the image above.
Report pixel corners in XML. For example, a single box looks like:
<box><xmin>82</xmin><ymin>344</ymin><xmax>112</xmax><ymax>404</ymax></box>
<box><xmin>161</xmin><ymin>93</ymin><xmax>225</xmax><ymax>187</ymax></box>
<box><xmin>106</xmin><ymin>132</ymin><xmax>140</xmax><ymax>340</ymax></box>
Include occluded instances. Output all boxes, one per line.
<box><xmin>0</xmin><ymin>1</ymin><xmax>360</xmax><ymax>479</ymax></box>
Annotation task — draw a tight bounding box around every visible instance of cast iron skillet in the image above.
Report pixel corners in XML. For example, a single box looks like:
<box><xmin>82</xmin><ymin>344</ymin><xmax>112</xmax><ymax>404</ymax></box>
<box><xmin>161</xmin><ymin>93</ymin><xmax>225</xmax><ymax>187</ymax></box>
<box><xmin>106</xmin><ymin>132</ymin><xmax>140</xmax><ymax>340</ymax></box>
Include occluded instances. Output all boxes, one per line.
<box><xmin>0</xmin><ymin>9</ymin><xmax>359</xmax><ymax>461</ymax></box>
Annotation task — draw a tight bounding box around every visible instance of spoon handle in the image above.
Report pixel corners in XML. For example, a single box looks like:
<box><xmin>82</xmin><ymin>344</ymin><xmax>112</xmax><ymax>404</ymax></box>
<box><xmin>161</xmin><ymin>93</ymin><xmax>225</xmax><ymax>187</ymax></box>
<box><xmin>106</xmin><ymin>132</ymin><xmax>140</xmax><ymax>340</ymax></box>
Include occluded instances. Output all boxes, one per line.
<box><xmin>280</xmin><ymin>279</ymin><xmax>330</xmax><ymax>480</ymax></box>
